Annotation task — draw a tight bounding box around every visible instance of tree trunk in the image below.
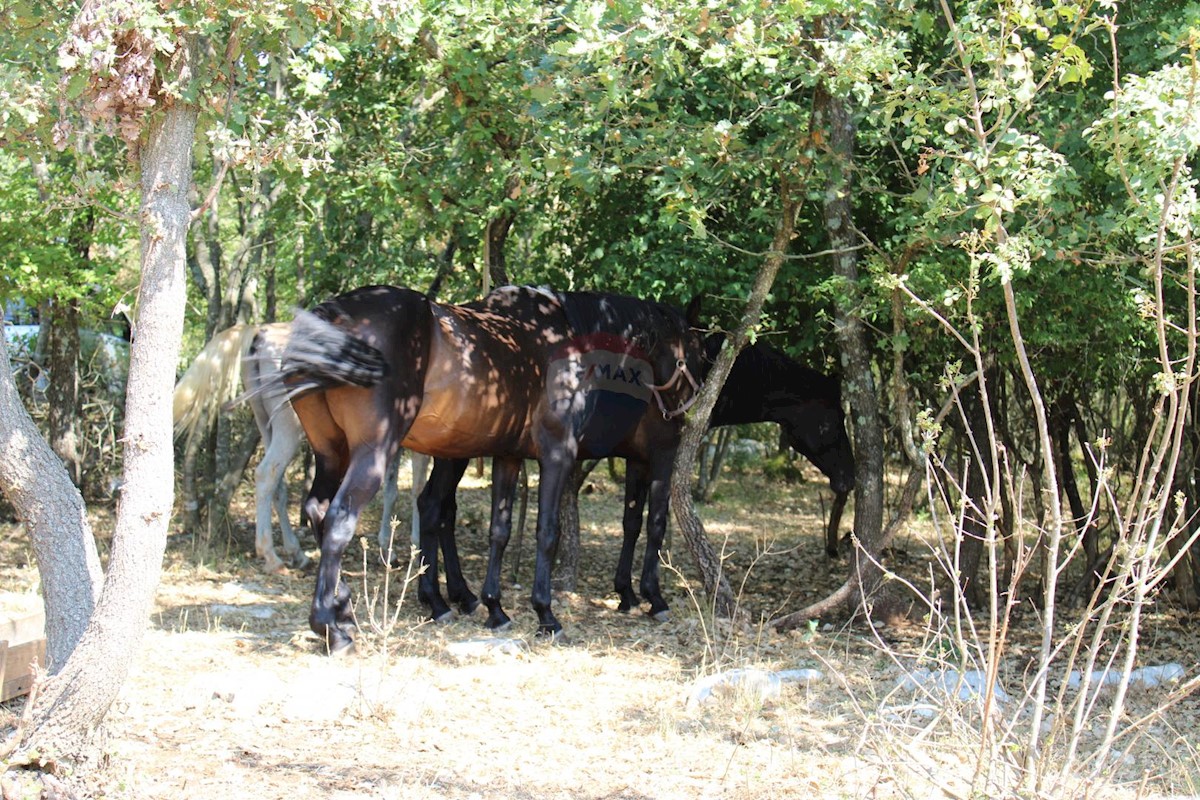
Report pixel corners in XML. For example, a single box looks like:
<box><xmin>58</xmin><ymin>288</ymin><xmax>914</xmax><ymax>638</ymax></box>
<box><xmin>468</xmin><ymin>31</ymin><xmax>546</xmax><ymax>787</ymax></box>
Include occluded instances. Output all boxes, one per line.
<box><xmin>43</xmin><ymin>298</ymin><xmax>83</xmax><ymax>487</ymax></box>
<box><xmin>821</xmin><ymin>82</ymin><xmax>884</xmax><ymax>606</ymax></box>
<box><xmin>553</xmin><ymin>462</ymin><xmax>586</xmax><ymax>592</ymax></box>
<box><xmin>671</xmin><ymin>177</ymin><xmax>799</xmax><ymax>620</ymax></box>
<box><xmin>772</xmin><ymin>80</ymin><xmax>885</xmax><ymax>631</ymax></box>
<box><xmin>9</xmin><ymin>74</ymin><xmax>196</xmax><ymax>770</ymax></box>
<box><xmin>958</xmin><ymin>378</ymin><xmax>994</xmax><ymax>608</ymax></box>
<box><xmin>0</xmin><ymin>329</ymin><xmax>102</xmax><ymax>674</ymax></box>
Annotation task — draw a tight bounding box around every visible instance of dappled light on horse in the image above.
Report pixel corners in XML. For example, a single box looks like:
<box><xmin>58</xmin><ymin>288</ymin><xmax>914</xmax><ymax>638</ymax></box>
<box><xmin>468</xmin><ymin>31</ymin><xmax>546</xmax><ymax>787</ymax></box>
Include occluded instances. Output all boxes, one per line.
<box><xmin>424</xmin><ymin>331</ymin><xmax>856</xmax><ymax>623</ymax></box>
<box><xmin>271</xmin><ymin>284</ymin><xmax>705</xmax><ymax>653</ymax></box>
<box><xmin>172</xmin><ymin>323</ymin><xmax>408</xmax><ymax>573</ymax></box>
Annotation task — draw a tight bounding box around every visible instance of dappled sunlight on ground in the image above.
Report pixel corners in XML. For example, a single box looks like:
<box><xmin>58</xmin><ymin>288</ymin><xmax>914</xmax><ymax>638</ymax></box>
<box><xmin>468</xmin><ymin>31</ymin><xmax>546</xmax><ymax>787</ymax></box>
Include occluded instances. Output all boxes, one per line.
<box><xmin>3</xmin><ymin>461</ymin><xmax>1199</xmax><ymax>798</ymax></box>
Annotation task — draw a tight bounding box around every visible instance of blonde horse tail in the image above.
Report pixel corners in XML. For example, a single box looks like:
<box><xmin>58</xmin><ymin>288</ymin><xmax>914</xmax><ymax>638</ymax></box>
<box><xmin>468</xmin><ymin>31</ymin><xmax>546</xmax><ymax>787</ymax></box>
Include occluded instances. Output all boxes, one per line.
<box><xmin>173</xmin><ymin>325</ymin><xmax>260</xmax><ymax>442</ymax></box>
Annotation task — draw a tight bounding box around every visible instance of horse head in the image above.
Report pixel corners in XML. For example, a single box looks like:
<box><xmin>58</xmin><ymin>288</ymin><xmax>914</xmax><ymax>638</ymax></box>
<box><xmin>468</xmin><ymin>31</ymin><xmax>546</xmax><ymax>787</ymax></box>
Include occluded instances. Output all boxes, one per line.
<box><xmin>778</xmin><ymin>377</ymin><xmax>856</xmax><ymax>494</ymax></box>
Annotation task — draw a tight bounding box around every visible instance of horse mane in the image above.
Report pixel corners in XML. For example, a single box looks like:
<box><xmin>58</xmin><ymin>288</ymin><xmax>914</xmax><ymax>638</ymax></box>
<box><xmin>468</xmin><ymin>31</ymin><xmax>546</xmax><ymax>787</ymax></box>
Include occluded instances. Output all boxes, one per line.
<box><xmin>557</xmin><ymin>291</ymin><xmax>685</xmax><ymax>349</ymax></box>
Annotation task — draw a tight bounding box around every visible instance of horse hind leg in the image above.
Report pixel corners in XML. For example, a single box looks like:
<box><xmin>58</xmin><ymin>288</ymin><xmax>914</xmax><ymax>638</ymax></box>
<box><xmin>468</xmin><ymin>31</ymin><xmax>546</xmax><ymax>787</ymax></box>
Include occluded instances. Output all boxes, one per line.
<box><xmin>479</xmin><ymin>457</ymin><xmax>523</xmax><ymax>631</ymax></box>
<box><xmin>435</xmin><ymin>459</ymin><xmax>479</xmax><ymax>615</ymax></box>
<box><xmin>415</xmin><ymin>457</ymin><xmax>470</xmax><ymax>623</ymax></box>
<box><xmin>254</xmin><ymin>444</ymin><xmax>288</xmax><ymax>574</ymax></box>
<box><xmin>266</xmin><ymin>409</ymin><xmax>309</xmax><ymax>570</ymax></box>
<box><xmin>255</xmin><ymin>410</ymin><xmax>304</xmax><ymax>573</ymax></box>
<box><xmin>310</xmin><ymin>446</ymin><xmax>389</xmax><ymax>654</ymax></box>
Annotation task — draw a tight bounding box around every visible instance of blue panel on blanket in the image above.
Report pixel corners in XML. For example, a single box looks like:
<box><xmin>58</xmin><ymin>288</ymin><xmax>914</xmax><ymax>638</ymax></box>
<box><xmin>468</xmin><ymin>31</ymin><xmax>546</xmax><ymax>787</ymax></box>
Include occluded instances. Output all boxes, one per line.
<box><xmin>549</xmin><ymin>332</ymin><xmax>651</xmax><ymax>457</ymax></box>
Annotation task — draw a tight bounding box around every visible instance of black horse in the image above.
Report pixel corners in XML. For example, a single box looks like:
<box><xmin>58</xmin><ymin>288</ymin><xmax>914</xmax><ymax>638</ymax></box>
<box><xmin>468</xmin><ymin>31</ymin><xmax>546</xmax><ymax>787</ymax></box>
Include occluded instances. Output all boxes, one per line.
<box><xmin>418</xmin><ymin>332</ymin><xmax>856</xmax><ymax>624</ymax></box>
<box><xmin>272</xmin><ymin>284</ymin><xmax>704</xmax><ymax>652</ymax></box>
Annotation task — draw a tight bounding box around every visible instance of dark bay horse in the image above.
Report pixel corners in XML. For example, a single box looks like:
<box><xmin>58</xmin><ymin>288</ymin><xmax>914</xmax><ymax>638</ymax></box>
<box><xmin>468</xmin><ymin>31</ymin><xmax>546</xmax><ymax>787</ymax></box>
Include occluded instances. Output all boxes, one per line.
<box><xmin>708</xmin><ymin>334</ymin><xmax>856</xmax><ymax>557</ymax></box>
<box><xmin>418</xmin><ymin>332</ymin><xmax>856</xmax><ymax>623</ymax></box>
<box><xmin>272</xmin><ymin>284</ymin><xmax>704</xmax><ymax>652</ymax></box>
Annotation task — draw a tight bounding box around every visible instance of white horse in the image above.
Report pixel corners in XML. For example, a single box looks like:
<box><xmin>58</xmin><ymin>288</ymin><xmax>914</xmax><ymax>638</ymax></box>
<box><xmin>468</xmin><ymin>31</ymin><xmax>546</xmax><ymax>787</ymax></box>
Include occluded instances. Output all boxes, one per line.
<box><xmin>172</xmin><ymin>324</ymin><xmax>424</xmax><ymax>572</ymax></box>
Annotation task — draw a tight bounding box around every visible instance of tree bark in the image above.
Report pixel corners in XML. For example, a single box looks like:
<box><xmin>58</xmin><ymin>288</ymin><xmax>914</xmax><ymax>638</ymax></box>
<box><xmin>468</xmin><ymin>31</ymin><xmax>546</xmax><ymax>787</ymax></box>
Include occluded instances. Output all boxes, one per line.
<box><xmin>0</xmin><ymin>329</ymin><xmax>102</xmax><ymax>674</ymax></box>
<box><xmin>771</xmin><ymin>78</ymin><xmax>885</xmax><ymax>631</ymax></box>
<box><xmin>43</xmin><ymin>298</ymin><xmax>83</xmax><ymax>488</ymax></box>
<box><xmin>553</xmin><ymin>462</ymin><xmax>586</xmax><ymax>592</ymax></box>
<box><xmin>670</xmin><ymin>177</ymin><xmax>798</xmax><ymax>620</ymax></box>
<box><xmin>9</xmin><ymin>65</ymin><xmax>196</xmax><ymax>769</ymax></box>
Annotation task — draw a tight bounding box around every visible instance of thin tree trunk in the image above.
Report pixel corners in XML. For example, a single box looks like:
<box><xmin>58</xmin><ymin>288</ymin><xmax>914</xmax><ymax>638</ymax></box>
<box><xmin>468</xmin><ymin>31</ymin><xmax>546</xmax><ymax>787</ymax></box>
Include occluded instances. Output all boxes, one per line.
<box><xmin>771</xmin><ymin>78</ymin><xmax>884</xmax><ymax>630</ymax></box>
<box><xmin>554</xmin><ymin>462</ymin><xmax>586</xmax><ymax>592</ymax></box>
<box><xmin>671</xmin><ymin>177</ymin><xmax>798</xmax><ymax>619</ymax></box>
<box><xmin>9</xmin><ymin>67</ymin><xmax>196</xmax><ymax>769</ymax></box>
<box><xmin>44</xmin><ymin>298</ymin><xmax>83</xmax><ymax>487</ymax></box>
<box><xmin>819</xmin><ymin>81</ymin><xmax>885</xmax><ymax>608</ymax></box>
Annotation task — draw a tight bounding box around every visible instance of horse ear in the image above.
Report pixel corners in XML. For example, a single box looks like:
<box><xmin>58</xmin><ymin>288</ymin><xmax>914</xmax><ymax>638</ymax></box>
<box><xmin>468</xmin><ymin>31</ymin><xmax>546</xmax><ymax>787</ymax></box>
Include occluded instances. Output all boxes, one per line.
<box><xmin>684</xmin><ymin>294</ymin><xmax>703</xmax><ymax>328</ymax></box>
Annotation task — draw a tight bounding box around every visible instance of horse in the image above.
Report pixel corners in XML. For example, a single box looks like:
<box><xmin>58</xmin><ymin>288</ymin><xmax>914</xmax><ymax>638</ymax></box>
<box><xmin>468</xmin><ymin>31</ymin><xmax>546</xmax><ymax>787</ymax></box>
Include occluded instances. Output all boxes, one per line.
<box><xmin>269</xmin><ymin>284</ymin><xmax>704</xmax><ymax>652</ymax></box>
<box><xmin>172</xmin><ymin>324</ymin><xmax>408</xmax><ymax>573</ymax></box>
<box><xmin>706</xmin><ymin>333</ymin><xmax>856</xmax><ymax>557</ymax></box>
<box><xmin>416</xmin><ymin>331</ymin><xmax>856</xmax><ymax>623</ymax></box>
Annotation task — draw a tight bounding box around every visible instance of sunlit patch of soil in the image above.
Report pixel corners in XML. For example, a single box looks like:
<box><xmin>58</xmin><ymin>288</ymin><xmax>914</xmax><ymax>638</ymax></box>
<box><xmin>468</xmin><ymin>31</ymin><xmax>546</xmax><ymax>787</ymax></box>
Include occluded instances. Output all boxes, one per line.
<box><xmin>2</xmin><ymin>459</ymin><xmax>1198</xmax><ymax>799</ymax></box>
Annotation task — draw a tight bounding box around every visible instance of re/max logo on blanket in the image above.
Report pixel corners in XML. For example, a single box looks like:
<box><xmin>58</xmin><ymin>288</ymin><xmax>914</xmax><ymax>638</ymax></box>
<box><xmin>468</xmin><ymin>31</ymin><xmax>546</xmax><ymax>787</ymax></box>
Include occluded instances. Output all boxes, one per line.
<box><xmin>548</xmin><ymin>333</ymin><xmax>652</xmax><ymax>455</ymax></box>
<box><xmin>550</xmin><ymin>333</ymin><xmax>653</xmax><ymax>402</ymax></box>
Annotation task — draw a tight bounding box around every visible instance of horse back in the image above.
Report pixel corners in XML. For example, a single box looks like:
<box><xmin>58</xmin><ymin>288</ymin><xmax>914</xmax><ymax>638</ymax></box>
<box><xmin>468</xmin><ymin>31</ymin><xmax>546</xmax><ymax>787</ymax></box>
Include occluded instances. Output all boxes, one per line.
<box><xmin>402</xmin><ymin>289</ymin><xmax>567</xmax><ymax>458</ymax></box>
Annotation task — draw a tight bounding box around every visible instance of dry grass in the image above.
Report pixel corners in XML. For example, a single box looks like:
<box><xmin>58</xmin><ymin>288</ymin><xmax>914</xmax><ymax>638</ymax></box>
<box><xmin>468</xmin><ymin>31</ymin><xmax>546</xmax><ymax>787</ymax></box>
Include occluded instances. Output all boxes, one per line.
<box><xmin>2</xmin><ymin>458</ymin><xmax>1199</xmax><ymax>799</ymax></box>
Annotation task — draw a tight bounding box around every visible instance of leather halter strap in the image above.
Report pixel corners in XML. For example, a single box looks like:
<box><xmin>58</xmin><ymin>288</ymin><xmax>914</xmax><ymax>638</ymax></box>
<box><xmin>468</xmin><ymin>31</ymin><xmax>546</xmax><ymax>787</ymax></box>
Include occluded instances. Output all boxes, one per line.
<box><xmin>647</xmin><ymin>359</ymin><xmax>702</xmax><ymax>420</ymax></box>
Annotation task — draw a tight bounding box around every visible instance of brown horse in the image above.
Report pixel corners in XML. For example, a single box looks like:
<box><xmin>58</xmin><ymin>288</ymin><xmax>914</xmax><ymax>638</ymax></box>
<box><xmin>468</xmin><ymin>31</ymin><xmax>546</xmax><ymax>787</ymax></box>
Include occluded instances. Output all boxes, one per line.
<box><xmin>418</xmin><ymin>331</ymin><xmax>856</xmax><ymax>624</ymax></box>
<box><xmin>271</xmin><ymin>284</ymin><xmax>703</xmax><ymax>652</ymax></box>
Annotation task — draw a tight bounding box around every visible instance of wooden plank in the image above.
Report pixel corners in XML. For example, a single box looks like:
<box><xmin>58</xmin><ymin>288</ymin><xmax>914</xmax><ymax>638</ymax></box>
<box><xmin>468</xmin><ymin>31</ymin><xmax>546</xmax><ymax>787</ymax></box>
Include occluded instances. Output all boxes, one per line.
<box><xmin>1</xmin><ymin>638</ymin><xmax>45</xmax><ymax>702</ymax></box>
<box><xmin>0</xmin><ymin>609</ymin><xmax>45</xmax><ymax>645</ymax></box>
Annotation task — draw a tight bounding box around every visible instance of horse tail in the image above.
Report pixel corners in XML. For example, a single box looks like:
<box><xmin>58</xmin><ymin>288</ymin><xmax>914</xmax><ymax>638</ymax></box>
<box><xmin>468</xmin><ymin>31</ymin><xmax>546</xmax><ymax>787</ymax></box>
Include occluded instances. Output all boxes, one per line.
<box><xmin>280</xmin><ymin>310</ymin><xmax>388</xmax><ymax>396</ymax></box>
<box><xmin>172</xmin><ymin>325</ymin><xmax>259</xmax><ymax>442</ymax></box>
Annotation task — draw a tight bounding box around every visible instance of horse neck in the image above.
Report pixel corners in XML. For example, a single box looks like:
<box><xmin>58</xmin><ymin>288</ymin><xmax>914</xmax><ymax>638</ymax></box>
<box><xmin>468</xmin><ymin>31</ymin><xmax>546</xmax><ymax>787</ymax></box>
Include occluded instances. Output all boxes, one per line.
<box><xmin>711</xmin><ymin>342</ymin><xmax>835</xmax><ymax>427</ymax></box>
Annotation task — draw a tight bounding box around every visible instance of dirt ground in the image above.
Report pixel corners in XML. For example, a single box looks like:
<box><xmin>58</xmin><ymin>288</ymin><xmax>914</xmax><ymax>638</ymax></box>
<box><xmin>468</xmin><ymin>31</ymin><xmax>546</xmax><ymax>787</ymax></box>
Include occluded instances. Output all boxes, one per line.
<box><xmin>3</xmin><ymin>457</ymin><xmax>1200</xmax><ymax>799</ymax></box>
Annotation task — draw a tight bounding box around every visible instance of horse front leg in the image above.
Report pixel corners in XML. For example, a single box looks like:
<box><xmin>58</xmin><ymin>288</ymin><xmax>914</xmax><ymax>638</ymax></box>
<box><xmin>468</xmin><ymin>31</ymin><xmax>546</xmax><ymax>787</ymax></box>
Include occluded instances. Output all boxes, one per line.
<box><xmin>530</xmin><ymin>451</ymin><xmax>573</xmax><ymax>636</ymax></box>
<box><xmin>416</xmin><ymin>457</ymin><xmax>471</xmax><ymax>622</ymax></box>
<box><xmin>480</xmin><ymin>457</ymin><xmax>523</xmax><ymax>631</ymax></box>
<box><xmin>639</xmin><ymin>457</ymin><xmax>674</xmax><ymax>622</ymax></box>
<box><xmin>615</xmin><ymin>460</ymin><xmax>649</xmax><ymax>613</ymax></box>
<box><xmin>310</xmin><ymin>447</ymin><xmax>387</xmax><ymax>654</ymax></box>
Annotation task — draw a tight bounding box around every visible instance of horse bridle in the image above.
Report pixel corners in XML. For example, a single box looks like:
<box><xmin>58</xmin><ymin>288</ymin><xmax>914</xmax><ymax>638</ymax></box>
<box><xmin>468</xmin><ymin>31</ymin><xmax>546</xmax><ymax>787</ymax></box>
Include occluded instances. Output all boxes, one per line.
<box><xmin>647</xmin><ymin>358</ymin><xmax>702</xmax><ymax>420</ymax></box>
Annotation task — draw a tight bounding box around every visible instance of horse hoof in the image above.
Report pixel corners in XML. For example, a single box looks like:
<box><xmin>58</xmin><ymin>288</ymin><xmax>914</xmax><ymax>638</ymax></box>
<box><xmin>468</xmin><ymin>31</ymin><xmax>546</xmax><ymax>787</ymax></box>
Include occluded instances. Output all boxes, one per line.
<box><xmin>616</xmin><ymin>601</ymin><xmax>633</xmax><ymax>614</ymax></box>
<box><xmin>433</xmin><ymin>609</ymin><xmax>455</xmax><ymax>625</ymax></box>
<box><xmin>649</xmin><ymin>609</ymin><xmax>670</xmax><ymax>623</ymax></box>
<box><xmin>484</xmin><ymin>606</ymin><xmax>512</xmax><ymax>630</ymax></box>
<box><xmin>536</xmin><ymin>625</ymin><xmax>565</xmax><ymax>642</ymax></box>
<box><xmin>321</xmin><ymin>628</ymin><xmax>355</xmax><ymax>656</ymax></box>
<box><xmin>327</xmin><ymin>638</ymin><xmax>355</xmax><ymax>657</ymax></box>
<box><xmin>459</xmin><ymin>598</ymin><xmax>482</xmax><ymax>615</ymax></box>
<box><xmin>293</xmin><ymin>553</ymin><xmax>312</xmax><ymax>571</ymax></box>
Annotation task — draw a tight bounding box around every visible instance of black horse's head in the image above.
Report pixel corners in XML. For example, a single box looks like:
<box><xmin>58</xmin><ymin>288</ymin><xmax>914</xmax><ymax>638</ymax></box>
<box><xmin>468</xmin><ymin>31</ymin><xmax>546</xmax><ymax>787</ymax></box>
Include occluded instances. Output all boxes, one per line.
<box><xmin>777</xmin><ymin>385</ymin><xmax>856</xmax><ymax>495</ymax></box>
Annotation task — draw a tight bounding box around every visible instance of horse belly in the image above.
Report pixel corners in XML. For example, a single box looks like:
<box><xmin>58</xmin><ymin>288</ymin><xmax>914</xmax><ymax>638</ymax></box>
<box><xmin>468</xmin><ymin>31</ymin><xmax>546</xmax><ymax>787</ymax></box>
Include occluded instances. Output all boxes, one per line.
<box><xmin>401</xmin><ymin>392</ymin><xmax>531</xmax><ymax>458</ymax></box>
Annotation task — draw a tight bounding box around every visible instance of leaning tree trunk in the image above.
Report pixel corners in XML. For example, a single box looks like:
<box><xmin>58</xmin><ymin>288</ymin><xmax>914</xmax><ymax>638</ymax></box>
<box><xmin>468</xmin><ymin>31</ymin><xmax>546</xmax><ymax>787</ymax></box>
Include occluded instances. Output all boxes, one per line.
<box><xmin>7</xmin><ymin>74</ymin><xmax>196</xmax><ymax>772</ymax></box>
<box><xmin>0</xmin><ymin>329</ymin><xmax>102</xmax><ymax>674</ymax></box>
<box><xmin>670</xmin><ymin>177</ymin><xmax>799</xmax><ymax>620</ymax></box>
